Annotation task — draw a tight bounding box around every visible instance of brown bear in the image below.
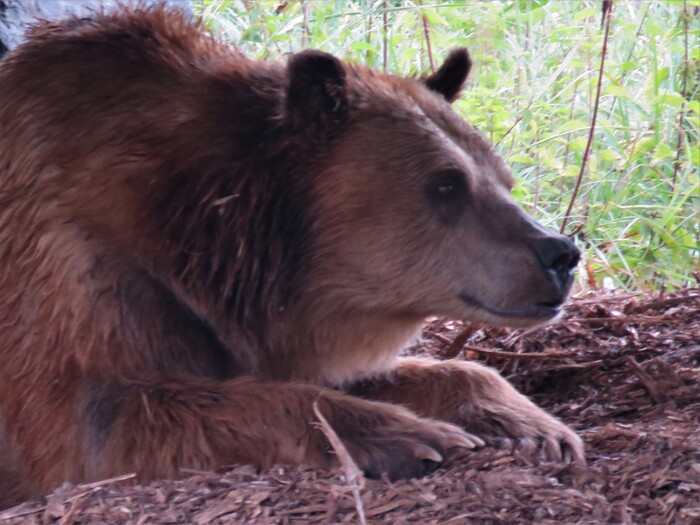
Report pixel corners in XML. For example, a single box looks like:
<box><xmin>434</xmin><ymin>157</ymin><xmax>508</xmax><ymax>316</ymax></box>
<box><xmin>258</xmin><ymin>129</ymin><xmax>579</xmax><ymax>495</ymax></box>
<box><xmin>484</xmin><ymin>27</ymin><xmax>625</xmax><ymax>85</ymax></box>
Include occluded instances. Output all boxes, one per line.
<box><xmin>0</xmin><ymin>6</ymin><xmax>584</xmax><ymax>509</ymax></box>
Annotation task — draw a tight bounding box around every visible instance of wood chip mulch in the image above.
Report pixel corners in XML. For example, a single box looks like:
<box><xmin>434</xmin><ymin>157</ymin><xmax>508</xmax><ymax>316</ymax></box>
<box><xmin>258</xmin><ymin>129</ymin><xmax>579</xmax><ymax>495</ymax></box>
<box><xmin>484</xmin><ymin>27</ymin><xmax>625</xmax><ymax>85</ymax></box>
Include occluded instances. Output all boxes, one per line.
<box><xmin>1</xmin><ymin>288</ymin><xmax>698</xmax><ymax>524</ymax></box>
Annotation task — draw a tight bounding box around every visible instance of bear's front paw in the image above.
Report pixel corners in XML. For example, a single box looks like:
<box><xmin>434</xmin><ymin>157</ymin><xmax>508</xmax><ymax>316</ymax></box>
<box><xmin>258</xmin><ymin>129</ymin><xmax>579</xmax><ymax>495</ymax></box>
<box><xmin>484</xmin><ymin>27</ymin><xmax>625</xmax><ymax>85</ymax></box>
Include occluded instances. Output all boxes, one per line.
<box><xmin>495</xmin><ymin>409</ymin><xmax>585</xmax><ymax>466</ymax></box>
<box><xmin>312</xmin><ymin>395</ymin><xmax>483</xmax><ymax>480</ymax></box>
<box><xmin>438</xmin><ymin>361</ymin><xmax>586</xmax><ymax>465</ymax></box>
<box><xmin>450</xmin><ymin>375</ymin><xmax>585</xmax><ymax>464</ymax></box>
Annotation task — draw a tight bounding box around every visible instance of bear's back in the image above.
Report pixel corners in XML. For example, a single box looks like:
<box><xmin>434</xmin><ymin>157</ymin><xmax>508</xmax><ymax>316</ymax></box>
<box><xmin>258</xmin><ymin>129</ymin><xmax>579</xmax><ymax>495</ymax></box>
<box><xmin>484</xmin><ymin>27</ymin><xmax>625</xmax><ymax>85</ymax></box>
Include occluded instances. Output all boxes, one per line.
<box><xmin>0</xmin><ymin>8</ymin><xmax>290</xmax><ymax>387</ymax></box>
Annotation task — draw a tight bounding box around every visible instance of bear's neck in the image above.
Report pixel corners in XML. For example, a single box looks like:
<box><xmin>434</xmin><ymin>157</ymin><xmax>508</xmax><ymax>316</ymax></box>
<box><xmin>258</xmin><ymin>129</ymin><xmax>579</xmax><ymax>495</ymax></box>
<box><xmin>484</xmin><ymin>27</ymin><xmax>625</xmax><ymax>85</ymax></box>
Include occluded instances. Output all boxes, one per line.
<box><xmin>261</xmin><ymin>306</ymin><xmax>425</xmax><ymax>387</ymax></box>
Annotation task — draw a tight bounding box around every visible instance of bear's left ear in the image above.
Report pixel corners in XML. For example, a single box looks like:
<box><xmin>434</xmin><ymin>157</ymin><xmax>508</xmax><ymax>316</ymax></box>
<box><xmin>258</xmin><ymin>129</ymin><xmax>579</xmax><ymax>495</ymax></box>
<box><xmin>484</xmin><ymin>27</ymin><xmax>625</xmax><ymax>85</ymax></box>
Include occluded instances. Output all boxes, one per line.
<box><xmin>423</xmin><ymin>48</ymin><xmax>472</xmax><ymax>103</ymax></box>
<box><xmin>285</xmin><ymin>50</ymin><xmax>348</xmax><ymax>132</ymax></box>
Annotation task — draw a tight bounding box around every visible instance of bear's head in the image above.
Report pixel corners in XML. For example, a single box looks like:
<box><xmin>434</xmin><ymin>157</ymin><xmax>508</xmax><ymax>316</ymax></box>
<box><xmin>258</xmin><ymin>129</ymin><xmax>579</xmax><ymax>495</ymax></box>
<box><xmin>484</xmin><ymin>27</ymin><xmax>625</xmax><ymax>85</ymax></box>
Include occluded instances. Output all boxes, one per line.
<box><xmin>283</xmin><ymin>49</ymin><xmax>579</xmax><ymax>330</ymax></box>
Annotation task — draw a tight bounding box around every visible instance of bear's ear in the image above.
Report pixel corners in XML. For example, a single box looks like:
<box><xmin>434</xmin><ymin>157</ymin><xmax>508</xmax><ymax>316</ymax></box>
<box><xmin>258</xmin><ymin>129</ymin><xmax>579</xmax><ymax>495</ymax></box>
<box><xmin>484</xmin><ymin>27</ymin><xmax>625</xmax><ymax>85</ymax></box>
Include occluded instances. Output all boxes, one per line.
<box><xmin>423</xmin><ymin>48</ymin><xmax>472</xmax><ymax>103</ymax></box>
<box><xmin>285</xmin><ymin>50</ymin><xmax>348</xmax><ymax>132</ymax></box>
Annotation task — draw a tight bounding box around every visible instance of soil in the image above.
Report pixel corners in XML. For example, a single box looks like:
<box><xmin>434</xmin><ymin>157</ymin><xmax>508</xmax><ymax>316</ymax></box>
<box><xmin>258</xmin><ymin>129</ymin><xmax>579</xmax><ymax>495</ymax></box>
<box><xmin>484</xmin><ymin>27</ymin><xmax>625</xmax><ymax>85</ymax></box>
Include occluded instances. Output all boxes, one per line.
<box><xmin>1</xmin><ymin>288</ymin><xmax>698</xmax><ymax>525</ymax></box>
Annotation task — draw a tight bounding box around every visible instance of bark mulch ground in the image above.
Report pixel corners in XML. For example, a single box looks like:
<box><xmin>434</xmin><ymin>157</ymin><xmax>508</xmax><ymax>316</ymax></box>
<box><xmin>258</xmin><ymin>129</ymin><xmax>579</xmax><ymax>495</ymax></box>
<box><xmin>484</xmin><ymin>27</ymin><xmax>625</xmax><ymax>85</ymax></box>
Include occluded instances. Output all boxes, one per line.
<box><xmin>1</xmin><ymin>288</ymin><xmax>698</xmax><ymax>524</ymax></box>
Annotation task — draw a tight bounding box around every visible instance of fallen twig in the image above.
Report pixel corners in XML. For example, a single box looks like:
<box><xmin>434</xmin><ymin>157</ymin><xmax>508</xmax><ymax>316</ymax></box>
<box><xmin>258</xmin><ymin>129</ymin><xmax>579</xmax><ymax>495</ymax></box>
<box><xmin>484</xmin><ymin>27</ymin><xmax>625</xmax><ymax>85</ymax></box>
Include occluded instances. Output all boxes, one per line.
<box><xmin>462</xmin><ymin>345</ymin><xmax>577</xmax><ymax>360</ymax></box>
<box><xmin>568</xmin><ymin>314</ymin><xmax>678</xmax><ymax>324</ymax></box>
<box><xmin>571</xmin><ymin>292</ymin><xmax>645</xmax><ymax>305</ymax></box>
<box><xmin>442</xmin><ymin>323</ymin><xmax>479</xmax><ymax>359</ymax></box>
<box><xmin>312</xmin><ymin>400</ymin><xmax>367</xmax><ymax>525</ymax></box>
<box><xmin>0</xmin><ymin>472</ymin><xmax>138</xmax><ymax>521</ymax></box>
<box><xmin>71</xmin><ymin>473</ymin><xmax>136</xmax><ymax>492</ymax></box>
<box><xmin>625</xmin><ymin>356</ymin><xmax>666</xmax><ymax>404</ymax></box>
<box><xmin>0</xmin><ymin>506</ymin><xmax>45</xmax><ymax>521</ymax></box>
<box><xmin>624</xmin><ymin>291</ymin><xmax>699</xmax><ymax>312</ymax></box>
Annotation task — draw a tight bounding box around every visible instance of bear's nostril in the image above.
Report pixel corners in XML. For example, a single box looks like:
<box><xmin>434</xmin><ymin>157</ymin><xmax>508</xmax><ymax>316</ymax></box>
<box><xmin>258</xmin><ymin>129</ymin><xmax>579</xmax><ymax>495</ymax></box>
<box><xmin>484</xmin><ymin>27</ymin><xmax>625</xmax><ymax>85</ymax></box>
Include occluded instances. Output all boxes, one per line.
<box><xmin>552</xmin><ymin>251</ymin><xmax>580</xmax><ymax>276</ymax></box>
<box><xmin>536</xmin><ymin>299</ymin><xmax>561</xmax><ymax>308</ymax></box>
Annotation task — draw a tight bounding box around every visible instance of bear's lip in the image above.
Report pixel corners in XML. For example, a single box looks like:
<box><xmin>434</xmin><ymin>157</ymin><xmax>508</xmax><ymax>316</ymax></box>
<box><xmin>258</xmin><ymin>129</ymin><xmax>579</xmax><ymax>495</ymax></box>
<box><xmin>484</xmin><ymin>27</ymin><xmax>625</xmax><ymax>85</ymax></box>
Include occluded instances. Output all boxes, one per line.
<box><xmin>458</xmin><ymin>291</ymin><xmax>562</xmax><ymax>321</ymax></box>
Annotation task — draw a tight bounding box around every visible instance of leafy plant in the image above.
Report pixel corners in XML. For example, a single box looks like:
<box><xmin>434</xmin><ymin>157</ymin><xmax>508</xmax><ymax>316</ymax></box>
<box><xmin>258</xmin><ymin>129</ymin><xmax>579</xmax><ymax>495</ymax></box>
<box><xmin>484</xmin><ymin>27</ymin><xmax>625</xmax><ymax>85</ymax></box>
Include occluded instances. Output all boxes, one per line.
<box><xmin>195</xmin><ymin>0</ymin><xmax>700</xmax><ymax>291</ymax></box>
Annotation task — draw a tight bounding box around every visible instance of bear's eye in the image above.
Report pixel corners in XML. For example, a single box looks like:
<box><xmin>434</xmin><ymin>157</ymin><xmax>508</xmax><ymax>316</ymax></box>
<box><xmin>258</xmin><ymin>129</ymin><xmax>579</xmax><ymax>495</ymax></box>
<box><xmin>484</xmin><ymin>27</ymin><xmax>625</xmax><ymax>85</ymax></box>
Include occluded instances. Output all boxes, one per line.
<box><xmin>425</xmin><ymin>169</ymin><xmax>469</xmax><ymax>224</ymax></box>
<box><xmin>426</xmin><ymin>169</ymin><xmax>468</xmax><ymax>202</ymax></box>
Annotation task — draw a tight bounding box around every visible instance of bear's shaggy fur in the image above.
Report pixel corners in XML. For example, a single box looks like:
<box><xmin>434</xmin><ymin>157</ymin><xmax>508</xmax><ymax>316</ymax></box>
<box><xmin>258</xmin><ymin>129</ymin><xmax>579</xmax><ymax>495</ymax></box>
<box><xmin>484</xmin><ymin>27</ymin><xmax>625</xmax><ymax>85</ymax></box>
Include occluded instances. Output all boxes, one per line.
<box><xmin>0</xmin><ymin>6</ymin><xmax>583</xmax><ymax>508</ymax></box>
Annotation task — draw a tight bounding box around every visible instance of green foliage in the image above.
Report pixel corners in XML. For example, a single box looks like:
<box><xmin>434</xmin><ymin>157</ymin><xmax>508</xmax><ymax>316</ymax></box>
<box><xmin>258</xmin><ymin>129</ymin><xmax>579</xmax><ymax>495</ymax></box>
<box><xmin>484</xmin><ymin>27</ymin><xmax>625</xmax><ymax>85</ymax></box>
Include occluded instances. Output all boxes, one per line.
<box><xmin>195</xmin><ymin>0</ymin><xmax>699</xmax><ymax>291</ymax></box>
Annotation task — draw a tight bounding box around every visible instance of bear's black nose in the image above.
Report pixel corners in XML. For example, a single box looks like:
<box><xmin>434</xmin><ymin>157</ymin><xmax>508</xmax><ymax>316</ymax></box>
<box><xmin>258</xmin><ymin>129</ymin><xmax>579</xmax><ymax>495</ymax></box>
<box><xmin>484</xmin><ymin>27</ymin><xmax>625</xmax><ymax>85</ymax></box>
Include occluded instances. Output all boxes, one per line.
<box><xmin>535</xmin><ymin>236</ymin><xmax>580</xmax><ymax>294</ymax></box>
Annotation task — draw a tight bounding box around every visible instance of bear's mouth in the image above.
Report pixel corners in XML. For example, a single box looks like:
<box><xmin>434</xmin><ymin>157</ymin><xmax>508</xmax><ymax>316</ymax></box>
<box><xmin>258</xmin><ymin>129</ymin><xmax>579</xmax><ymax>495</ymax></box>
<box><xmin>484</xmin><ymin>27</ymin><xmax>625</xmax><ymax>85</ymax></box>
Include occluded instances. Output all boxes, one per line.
<box><xmin>458</xmin><ymin>291</ymin><xmax>562</xmax><ymax>321</ymax></box>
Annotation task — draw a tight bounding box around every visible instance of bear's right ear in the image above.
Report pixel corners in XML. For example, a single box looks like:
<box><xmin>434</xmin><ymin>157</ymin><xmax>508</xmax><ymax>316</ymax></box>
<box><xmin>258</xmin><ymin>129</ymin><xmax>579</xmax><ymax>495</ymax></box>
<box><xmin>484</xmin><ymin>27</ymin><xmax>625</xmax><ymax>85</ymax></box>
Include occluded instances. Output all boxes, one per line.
<box><xmin>285</xmin><ymin>50</ymin><xmax>349</xmax><ymax>133</ymax></box>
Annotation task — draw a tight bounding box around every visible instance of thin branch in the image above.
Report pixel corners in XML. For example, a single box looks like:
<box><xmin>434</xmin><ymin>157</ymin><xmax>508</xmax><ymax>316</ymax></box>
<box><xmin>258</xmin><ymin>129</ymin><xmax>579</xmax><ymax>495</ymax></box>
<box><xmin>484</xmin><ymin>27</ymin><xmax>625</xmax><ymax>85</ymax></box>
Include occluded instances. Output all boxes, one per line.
<box><xmin>313</xmin><ymin>400</ymin><xmax>367</xmax><ymax>525</ymax></box>
<box><xmin>73</xmin><ymin>473</ymin><xmax>137</xmax><ymax>491</ymax></box>
<box><xmin>559</xmin><ymin>78</ymin><xmax>581</xmax><ymax>210</ymax></box>
<box><xmin>671</xmin><ymin>0</ymin><xmax>690</xmax><ymax>190</ymax></box>
<box><xmin>0</xmin><ymin>473</ymin><xmax>138</xmax><ymax>520</ymax></box>
<box><xmin>608</xmin><ymin>2</ymin><xmax>650</xmax><ymax>115</ymax></box>
<box><xmin>560</xmin><ymin>1</ymin><xmax>614</xmax><ymax>234</ymax></box>
<box><xmin>568</xmin><ymin>314</ymin><xmax>676</xmax><ymax>323</ymax></box>
<box><xmin>441</xmin><ymin>323</ymin><xmax>478</xmax><ymax>359</ymax></box>
<box><xmin>562</xmin><ymin>79</ymin><xmax>580</xmax><ymax>173</ymax></box>
<box><xmin>496</xmin><ymin>114</ymin><xmax>524</xmax><ymax>147</ymax></box>
<box><xmin>462</xmin><ymin>345</ymin><xmax>578</xmax><ymax>360</ymax></box>
<box><xmin>366</xmin><ymin>10</ymin><xmax>373</xmax><ymax>64</ymax></box>
<box><xmin>382</xmin><ymin>1</ymin><xmax>388</xmax><ymax>71</ymax></box>
<box><xmin>496</xmin><ymin>96</ymin><xmax>536</xmax><ymax>147</ymax></box>
<box><xmin>533</xmin><ymin>131</ymin><xmax>541</xmax><ymax>213</ymax></box>
<box><xmin>418</xmin><ymin>2</ymin><xmax>435</xmax><ymax>73</ymax></box>
<box><xmin>301</xmin><ymin>0</ymin><xmax>309</xmax><ymax>49</ymax></box>
<box><xmin>625</xmin><ymin>356</ymin><xmax>666</xmax><ymax>404</ymax></box>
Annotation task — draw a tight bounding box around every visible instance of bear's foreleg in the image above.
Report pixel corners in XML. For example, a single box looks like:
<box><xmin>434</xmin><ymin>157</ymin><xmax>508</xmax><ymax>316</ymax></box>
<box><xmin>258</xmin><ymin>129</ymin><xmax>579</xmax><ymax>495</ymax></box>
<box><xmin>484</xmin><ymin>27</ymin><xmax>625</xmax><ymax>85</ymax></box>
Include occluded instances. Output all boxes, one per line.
<box><xmin>84</xmin><ymin>378</ymin><xmax>481</xmax><ymax>483</ymax></box>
